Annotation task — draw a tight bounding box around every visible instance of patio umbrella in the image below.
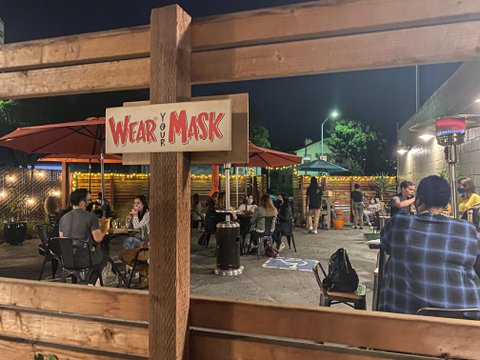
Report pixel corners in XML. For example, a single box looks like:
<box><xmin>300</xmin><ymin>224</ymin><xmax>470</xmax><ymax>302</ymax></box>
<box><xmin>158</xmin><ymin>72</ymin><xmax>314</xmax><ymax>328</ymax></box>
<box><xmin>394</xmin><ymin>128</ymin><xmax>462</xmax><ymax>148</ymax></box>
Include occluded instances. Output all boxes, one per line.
<box><xmin>0</xmin><ymin>117</ymin><xmax>109</xmax><ymax>213</ymax></box>
<box><xmin>297</xmin><ymin>159</ymin><xmax>350</xmax><ymax>175</ymax></box>
<box><xmin>247</xmin><ymin>143</ymin><xmax>302</xmax><ymax>167</ymax></box>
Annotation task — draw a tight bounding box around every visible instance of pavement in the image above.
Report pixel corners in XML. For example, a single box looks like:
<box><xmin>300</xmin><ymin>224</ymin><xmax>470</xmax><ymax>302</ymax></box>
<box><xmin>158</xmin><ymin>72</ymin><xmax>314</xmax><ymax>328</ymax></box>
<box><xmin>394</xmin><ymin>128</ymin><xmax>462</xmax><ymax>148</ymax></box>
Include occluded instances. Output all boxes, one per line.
<box><xmin>0</xmin><ymin>226</ymin><xmax>378</xmax><ymax>309</ymax></box>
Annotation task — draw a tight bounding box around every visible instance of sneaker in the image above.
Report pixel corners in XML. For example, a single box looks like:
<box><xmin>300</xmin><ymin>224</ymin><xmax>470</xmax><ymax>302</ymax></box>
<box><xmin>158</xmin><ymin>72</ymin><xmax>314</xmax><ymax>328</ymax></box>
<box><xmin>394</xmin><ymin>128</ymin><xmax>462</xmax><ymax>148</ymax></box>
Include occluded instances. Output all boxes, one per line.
<box><xmin>308</xmin><ymin>226</ymin><xmax>313</xmax><ymax>231</ymax></box>
<box><xmin>359</xmin><ymin>227</ymin><xmax>363</xmax><ymax>229</ymax></box>
<box><xmin>313</xmin><ymin>230</ymin><xmax>318</xmax><ymax>234</ymax></box>
<box><xmin>353</xmin><ymin>226</ymin><xmax>357</xmax><ymax>230</ymax></box>
<box><xmin>279</xmin><ymin>242</ymin><xmax>286</xmax><ymax>251</ymax></box>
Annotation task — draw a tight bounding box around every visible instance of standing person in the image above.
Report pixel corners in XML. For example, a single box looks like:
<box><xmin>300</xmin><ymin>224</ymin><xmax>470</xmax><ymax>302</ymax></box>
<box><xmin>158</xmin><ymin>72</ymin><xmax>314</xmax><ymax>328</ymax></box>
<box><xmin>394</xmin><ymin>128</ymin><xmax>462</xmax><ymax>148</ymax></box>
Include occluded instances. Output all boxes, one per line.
<box><xmin>191</xmin><ymin>193</ymin><xmax>203</xmax><ymax>232</ymax></box>
<box><xmin>59</xmin><ymin>189</ymin><xmax>108</xmax><ymax>271</ymax></box>
<box><xmin>122</xmin><ymin>195</ymin><xmax>150</xmax><ymax>250</ymax></box>
<box><xmin>272</xmin><ymin>193</ymin><xmax>292</xmax><ymax>251</ymax></box>
<box><xmin>390</xmin><ymin>180</ymin><xmax>415</xmax><ymax>217</ymax></box>
<box><xmin>457</xmin><ymin>177</ymin><xmax>480</xmax><ymax>217</ymax></box>
<box><xmin>306</xmin><ymin>177</ymin><xmax>323</xmax><ymax>234</ymax></box>
<box><xmin>379</xmin><ymin>176</ymin><xmax>480</xmax><ymax>319</ymax></box>
<box><xmin>351</xmin><ymin>183</ymin><xmax>365</xmax><ymax>229</ymax></box>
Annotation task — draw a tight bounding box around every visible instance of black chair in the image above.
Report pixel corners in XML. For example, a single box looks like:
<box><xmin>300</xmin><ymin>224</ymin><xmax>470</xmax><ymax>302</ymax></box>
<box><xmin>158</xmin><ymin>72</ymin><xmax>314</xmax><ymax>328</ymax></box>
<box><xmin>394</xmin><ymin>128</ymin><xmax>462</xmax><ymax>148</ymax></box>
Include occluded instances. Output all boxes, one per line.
<box><xmin>312</xmin><ymin>263</ymin><xmax>366</xmax><ymax>310</ymax></box>
<box><xmin>127</xmin><ymin>247</ymin><xmax>149</xmax><ymax>288</ymax></box>
<box><xmin>52</xmin><ymin>237</ymin><xmax>104</xmax><ymax>286</ymax></box>
<box><xmin>37</xmin><ymin>224</ymin><xmax>61</xmax><ymax>280</ymax></box>
<box><xmin>417</xmin><ymin>307</ymin><xmax>480</xmax><ymax>320</ymax></box>
<box><xmin>245</xmin><ymin>216</ymin><xmax>276</xmax><ymax>259</ymax></box>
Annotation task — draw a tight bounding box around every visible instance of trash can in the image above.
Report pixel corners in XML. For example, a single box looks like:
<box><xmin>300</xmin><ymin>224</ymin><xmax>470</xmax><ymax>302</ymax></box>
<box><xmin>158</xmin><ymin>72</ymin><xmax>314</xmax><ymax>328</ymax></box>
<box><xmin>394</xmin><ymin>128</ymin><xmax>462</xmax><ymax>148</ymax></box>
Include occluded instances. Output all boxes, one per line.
<box><xmin>214</xmin><ymin>218</ymin><xmax>243</xmax><ymax>276</ymax></box>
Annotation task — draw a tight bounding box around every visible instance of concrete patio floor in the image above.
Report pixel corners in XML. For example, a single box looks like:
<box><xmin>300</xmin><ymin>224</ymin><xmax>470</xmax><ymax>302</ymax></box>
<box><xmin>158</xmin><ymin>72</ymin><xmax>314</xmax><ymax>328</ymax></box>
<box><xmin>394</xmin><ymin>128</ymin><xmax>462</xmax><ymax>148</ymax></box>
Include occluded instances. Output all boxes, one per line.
<box><xmin>0</xmin><ymin>227</ymin><xmax>378</xmax><ymax>309</ymax></box>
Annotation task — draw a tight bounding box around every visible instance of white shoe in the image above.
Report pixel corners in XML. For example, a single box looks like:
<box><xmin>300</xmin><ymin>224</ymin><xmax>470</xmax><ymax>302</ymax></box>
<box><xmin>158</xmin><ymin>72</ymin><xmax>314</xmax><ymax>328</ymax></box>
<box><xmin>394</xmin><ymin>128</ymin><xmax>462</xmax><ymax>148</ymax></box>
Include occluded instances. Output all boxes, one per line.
<box><xmin>313</xmin><ymin>230</ymin><xmax>318</xmax><ymax>234</ymax></box>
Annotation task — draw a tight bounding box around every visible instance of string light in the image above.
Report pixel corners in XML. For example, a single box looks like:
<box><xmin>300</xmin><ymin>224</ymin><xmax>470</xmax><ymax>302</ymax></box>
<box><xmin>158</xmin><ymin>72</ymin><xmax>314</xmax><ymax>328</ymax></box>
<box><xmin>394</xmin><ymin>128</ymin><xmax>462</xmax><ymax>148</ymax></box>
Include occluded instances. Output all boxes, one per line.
<box><xmin>26</xmin><ymin>197</ymin><xmax>36</xmax><ymax>206</ymax></box>
<box><xmin>35</xmin><ymin>171</ymin><xmax>46</xmax><ymax>179</ymax></box>
<box><xmin>0</xmin><ymin>190</ymin><xmax>6</xmax><ymax>198</ymax></box>
<box><xmin>6</xmin><ymin>175</ymin><xmax>16</xmax><ymax>183</ymax></box>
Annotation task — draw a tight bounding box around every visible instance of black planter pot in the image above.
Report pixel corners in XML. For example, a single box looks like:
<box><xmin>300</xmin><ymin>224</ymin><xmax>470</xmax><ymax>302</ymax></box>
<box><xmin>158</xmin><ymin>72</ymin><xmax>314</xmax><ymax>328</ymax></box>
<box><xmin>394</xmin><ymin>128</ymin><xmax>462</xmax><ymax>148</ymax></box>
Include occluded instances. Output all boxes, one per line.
<box><xmin>3</xmin><ymin>222</ymin><xmax>27</xmax><ymax>245</ymax></box>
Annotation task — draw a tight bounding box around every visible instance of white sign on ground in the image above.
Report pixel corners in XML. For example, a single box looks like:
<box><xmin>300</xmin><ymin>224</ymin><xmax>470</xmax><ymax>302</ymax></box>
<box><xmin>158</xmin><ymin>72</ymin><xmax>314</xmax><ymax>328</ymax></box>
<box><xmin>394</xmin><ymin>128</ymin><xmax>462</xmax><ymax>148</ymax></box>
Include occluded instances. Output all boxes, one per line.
<box><xmin>106</xmin><ymin>99</ymin><xmax>232</xmax><ymax>154</ymax></box>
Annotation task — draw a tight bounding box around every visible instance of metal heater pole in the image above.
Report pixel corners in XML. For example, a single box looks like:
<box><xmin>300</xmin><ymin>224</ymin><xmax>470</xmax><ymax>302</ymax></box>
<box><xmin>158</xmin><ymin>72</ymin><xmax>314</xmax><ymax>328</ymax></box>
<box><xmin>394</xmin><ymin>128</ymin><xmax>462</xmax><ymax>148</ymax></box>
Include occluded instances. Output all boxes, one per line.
<box><xmin>235</xmin><ymin>166</ymin><xmax>239</xmax><ymax>209</ymax></box>
<box><xmin>446</xmin><ymin>144</ymin><xmax>458</xmax><ymax>218</ymax></box>
<box><xmin>225</xmin><ymin>163</ymin><xmax>231</xmax><ymax>210</ymax></box>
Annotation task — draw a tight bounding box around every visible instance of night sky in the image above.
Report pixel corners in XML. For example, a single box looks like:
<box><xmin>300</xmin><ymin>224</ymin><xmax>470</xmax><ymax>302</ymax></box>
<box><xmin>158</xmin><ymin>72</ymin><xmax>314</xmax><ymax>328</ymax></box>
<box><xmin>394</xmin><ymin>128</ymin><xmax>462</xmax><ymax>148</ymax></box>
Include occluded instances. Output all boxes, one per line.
<box><xmin>0</xmin><ymin>0</ymin><xmax>462</xmax><ymax>154</ymax></box>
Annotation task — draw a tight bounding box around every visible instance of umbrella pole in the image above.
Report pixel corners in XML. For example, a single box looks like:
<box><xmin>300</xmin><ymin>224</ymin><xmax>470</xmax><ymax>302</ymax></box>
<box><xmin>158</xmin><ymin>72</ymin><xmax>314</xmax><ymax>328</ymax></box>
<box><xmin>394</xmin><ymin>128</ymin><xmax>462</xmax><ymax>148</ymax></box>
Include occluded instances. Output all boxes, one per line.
<box><xmin>88</xmin><ymin>160</ymin><xmax>92</xmax><ymax>192</ymax></box>
<box><xmin>225</xmin><ymin>163</ymin><xmax>231</xmax><ymax>211</ymax></box>
<box><xmin>245</xmin><ymin>167</ymin><xmax>248</xmax><ymax>197</ymax></box>
<box><xmin>235</xmin><ymin>166</ymin><xmax>239</xmax><ymax>209</ymax></box>
<box><xmin>100</xmin><ymin>141</ymin><xmax>106</xmax><ymax>218</ymax></box>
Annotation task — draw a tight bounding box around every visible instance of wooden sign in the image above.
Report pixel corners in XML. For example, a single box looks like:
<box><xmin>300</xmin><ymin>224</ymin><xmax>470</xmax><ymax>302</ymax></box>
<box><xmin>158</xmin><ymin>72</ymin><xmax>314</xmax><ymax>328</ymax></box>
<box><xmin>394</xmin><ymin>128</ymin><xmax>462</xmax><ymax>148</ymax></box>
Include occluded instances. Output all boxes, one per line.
<box><xmin>105</xmin><ymin>99</ymin><xmax>232</xmax><ymax>154</ymax></box>
<box><xmin>121</xmin><ymin>93</ymin><xmax>249</xmax><ymax>165</ymax></box>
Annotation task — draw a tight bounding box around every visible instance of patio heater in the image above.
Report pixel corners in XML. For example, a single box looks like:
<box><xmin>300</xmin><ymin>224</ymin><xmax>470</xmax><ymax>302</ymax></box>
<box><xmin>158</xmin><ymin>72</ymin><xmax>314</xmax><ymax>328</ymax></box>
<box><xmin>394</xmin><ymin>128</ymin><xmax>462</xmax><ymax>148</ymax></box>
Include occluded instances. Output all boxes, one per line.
<box><xmin>434</xmin><ymin>117</ymin><xmax>466</xmax><ymax>219</ymax></box>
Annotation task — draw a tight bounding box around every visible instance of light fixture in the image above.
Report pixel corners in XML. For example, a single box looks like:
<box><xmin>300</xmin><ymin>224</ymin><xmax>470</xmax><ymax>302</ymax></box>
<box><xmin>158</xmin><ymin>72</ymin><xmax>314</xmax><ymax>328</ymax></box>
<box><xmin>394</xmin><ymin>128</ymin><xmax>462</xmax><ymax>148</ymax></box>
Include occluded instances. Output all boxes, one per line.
<box><xmin>35</xmin><ymin>171</ymin><xmax>46</xmax><ymax>179</ymax></box>
<box><xmin>0</xmin><ymin>190</ymin><xmax>6</xmax><ymax>198</ymax></box>
<box><xmin>6</xmin><ymin>175</ymin><xmax>16</xmax><ymax>183</ymax></box>
<box><xmin>330</xmin><ymin>110</ymin><xmax>340</xmax><ymax>119</ymax></box>
<box><xmin>397</xmin><ymin>148</ymin><xmax>408</xmax><ymax>155</ymax></box>
<box><xmin>51</xmin><ymin>190</ymin><xmax>61</xmax><ymax>197</ymax></box>
<box><xmin>475</xmin><ymin>98</ymin><xmax>480</xmax><ymax>103</ymax></box>
<box><xmin>419</xmin><ymin>133</ymin><xmax>435</xmax><ymax>141</ymax></box>
<box><xmin>26</xmin><ymin>197</ymin><xmax>35</xmax><ymax>206</ymax></box>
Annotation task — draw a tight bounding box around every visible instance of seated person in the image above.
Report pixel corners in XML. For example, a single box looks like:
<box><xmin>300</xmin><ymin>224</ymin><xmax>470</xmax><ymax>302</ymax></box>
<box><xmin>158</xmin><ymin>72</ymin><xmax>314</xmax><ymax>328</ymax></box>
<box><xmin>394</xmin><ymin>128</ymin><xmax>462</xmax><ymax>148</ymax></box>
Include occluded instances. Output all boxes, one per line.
<box><xmin>379</xmin><ymin>175</ymin><xmax>480</xmax><ymax>319</ymax></box>
<box><xmin>272</xmin><ymin>193</ymin><xmax>292</xmax><ymax>251</ymax></box>
<box><xmin>363</xmin><ymin>197</ymin><xmax>379</xmax><ymax>226</ymax></box>
<box><xmin>239</xmin><ymin>194</ymin><xmax>257</xmax><ymax>213</ymax></box>
<box><xmin>191</xmin><ymin>193</ymin><xmax>204</xmax><ymax>231</ymax></box>
<box><xmin>200</xmin><ymin>192</ymin><xmax>237</xmax><ymax>246</ymax></box>
<box><xmin>94</xmin><ymin>192</ymin><xmax>112</xmax><ymax>218</ymax></box>
<box><xmin>247</xmin><ymin>194</ymin><xmax>277</xmax><ymax>251</ymax></box>
<box><xmin>123</xmin><ymin>195</ymin><xmax>150</xmax><ymax>249</ymax></box>
<box><xmin>457</xmin><ymin>177</ymin><xmax>480</xmax><ymax>218</ymax></box>
<box><xmin>59</xmin><ymin>189</ymin><xmax>108</xmax><ymax>270</ymax></box>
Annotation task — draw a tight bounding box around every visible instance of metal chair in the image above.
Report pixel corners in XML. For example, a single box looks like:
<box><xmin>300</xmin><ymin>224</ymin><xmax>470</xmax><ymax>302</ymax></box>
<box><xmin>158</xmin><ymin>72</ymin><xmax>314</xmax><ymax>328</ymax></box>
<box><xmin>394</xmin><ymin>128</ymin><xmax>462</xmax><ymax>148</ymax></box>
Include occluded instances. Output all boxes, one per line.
<box><xmin>245</xmin><ymin>216</ymin><xmax>276</xmax><ymax>259</ymax></box>
<box><xmin>312</xmin><ymin>262</ymin><xmax>366</xmax><ymax>310</ymax></box>
<box><xmin>36</xmin><ymin>224</ymin><xmax>61</xmax><ymax>280</ymax></box>
<box><xmin>277</xmin><ymin>219</ymin><xmax>296</xmax><ymax>252</ymax></box>
<box><xmin>417</xmin><ymin>307</ymin><xmax>480</xmax><ymax>320</ymax></box>
<box><xmin>127</xmin><ymin>247</ymin><xmax>149</xmax><ymax>288</ymax></box>
<box><xmin>52</xmin><ymin>237</ymin><xmax>104</xmax><ymax>286</ymax></box>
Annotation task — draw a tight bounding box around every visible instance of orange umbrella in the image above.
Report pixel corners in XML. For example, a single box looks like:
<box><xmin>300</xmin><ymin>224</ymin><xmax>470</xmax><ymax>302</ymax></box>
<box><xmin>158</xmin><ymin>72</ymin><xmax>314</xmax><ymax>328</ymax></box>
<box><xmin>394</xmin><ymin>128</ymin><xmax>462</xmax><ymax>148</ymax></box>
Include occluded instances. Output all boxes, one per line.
<box><xmin>210</xmin><ymin>165</ymin><xmax>220</xmax><ymax>197</ymax></box>
<box><xmin>38</xmin><ymin>153</ymin><xmax>122</xmax><ymax>163</ymax></box>
<box><xmin>246</xmin><ymin>143</ymin><xmax>302</xmax><ymax>167</ymax></box>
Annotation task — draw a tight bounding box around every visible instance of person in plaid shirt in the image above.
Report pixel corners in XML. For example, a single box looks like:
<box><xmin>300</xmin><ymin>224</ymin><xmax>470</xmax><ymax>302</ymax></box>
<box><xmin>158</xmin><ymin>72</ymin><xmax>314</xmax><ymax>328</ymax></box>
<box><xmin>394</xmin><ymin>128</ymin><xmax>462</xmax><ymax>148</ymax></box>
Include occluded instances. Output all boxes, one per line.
<box><xmin>379</xmin><ymin>175</ymin><xmax>480</xmax><ymax>319</ymax></box>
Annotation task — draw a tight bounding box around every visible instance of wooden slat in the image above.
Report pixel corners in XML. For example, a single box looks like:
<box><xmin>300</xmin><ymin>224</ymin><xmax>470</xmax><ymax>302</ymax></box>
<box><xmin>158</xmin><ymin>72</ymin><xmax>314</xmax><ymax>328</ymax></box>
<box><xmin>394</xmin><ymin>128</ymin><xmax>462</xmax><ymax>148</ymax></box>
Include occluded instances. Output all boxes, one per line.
<box><xmin>2</xmin><ymin>0</ymin><xmax>480</xmax><ymax>73</ymax></box>
<box><xmin>0</xmin><ymin>306</ymin><xmax>148</xmax><ymax>357</ymax></box>
<box><xmin>0</xmin><ymin>57</ymin><xmax>149</xmax><ymax>99</ymax></box>
<box><xmin>190</xmin><ymin>331</ymin><xmax>418</xmax><ymax>360</ymax></box>
<box><xmin>0</xmin><ymin>337</ymin><xmax>143</xmax><ymax>360</ymax></box>
<box><xmin>0</xmin><ymin>277</ymin><xmax>149</xmax><ymax>322</ymax></box>
<box><xmin>192</xmin><ymin>20</ymin><xmax>480</xmax><ymax>84</ymax></box>
<box><xmin>0</xmin><ymin>26</ymin><xmax>149</xmax><ymax>72</ymax></box>
<box><xmin>189</xmin><ymin>296</ymin><xmax>480</xmax><ymax>359</ymax></box>
<box><xmin>192</xmin><ymin>0</ymin><xmax>480</xmax><ymax>50</ymax></box>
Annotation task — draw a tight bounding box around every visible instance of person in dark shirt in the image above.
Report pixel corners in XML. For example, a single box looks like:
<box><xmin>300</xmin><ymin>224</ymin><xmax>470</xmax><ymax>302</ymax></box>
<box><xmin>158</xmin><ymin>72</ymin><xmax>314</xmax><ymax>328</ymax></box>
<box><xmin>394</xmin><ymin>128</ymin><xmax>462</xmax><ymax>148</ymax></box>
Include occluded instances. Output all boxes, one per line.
<box><xmin>390</xmin><ymin>180</ymin><xmax>415</xmax><ymax>217</ymax></box>
<box><xmin>379</xmin><ymin>176</ymin><xmax>480</xmax><ymax>319</ymax></box>
<box><xmin>273</xmin><ymin>193</ymin><xmax>293</xmax><ymax>250</ymax></box>
<box><xmin>351</xmin><ymin>183</ymin><xmax>365</xmax><ymax>229</ymax></box>
<box><xmin>306</xmin><ymin>177</ymin><xmax>323</xmax><ymax>234</ymax></box>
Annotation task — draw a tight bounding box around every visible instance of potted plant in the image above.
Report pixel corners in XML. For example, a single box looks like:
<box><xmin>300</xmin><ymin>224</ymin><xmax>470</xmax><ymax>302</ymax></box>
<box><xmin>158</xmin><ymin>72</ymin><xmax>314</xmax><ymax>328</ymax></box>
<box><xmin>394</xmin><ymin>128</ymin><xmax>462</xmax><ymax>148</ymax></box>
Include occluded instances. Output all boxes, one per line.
<box><xmin>371</xmin><ymin>173</ymin><xmax>396</xmax><ymax>201</ymax></box>
<box><xmin>3</xmin><ymin>191</ymin><xmax>28</xmax><ymax>245</ymax></box>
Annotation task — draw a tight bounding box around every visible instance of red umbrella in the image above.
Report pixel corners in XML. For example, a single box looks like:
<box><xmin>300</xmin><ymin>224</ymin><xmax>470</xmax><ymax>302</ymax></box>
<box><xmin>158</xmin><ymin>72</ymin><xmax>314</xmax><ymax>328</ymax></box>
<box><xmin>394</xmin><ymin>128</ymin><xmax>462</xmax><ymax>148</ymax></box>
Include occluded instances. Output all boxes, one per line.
<box><xmin>0</xmin><ymin>117</ymin><xmax>109</xmax><ymax>209</ymax></box>
<box><xmin>247</xmin><ymin>143</ymin><xmax>302</xmax><ymax>167</ymax></box>
<box><xmin>38</xmin><ymin>153</ymin><xmax>122</xmax><ymax>163</ymax></box>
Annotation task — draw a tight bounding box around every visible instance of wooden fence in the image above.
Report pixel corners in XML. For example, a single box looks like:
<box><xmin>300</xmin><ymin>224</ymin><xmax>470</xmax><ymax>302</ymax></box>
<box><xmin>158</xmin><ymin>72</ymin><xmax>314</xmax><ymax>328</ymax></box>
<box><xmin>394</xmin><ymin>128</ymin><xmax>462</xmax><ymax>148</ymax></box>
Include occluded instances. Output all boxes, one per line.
<box><xmin>2</xmin><ymin>278</ymin><xmax>480</xmax><ymax>359</ymax></box>
<box><xmin>293</xmin><ymin>175</ymin><xmax>397</xmax><ymax>225</ymax></box>
<box><xmin>72</xmin><ymin>173</ymin><xmax>266</xmax><ymax>219</ymax></box>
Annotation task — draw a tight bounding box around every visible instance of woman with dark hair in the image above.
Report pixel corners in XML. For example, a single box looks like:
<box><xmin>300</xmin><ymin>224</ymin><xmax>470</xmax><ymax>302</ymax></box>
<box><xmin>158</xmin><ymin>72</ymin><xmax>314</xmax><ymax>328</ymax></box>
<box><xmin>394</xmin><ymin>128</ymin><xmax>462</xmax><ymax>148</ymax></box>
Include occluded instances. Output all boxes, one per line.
<box><xmin>191</xmin><ymin>193</ymin><xmax>203</xmax><ymax>231</ymax></box>
<box><xmin>457</xmin><ymin>177</ymin><xmax>480</xmax><ymax>216</ymax></box>
<box><xmin>379</xmin><ymin>175</ymin><xmax>480</xmax><ymax>319</ymax></box>
<box><xmin>44</xmin><ymin>195</ymin><xmax>61</xmax><ymax>227</ymax></box>
<box><xmin>122</xmin><ymin>195</ymin><xmax>150</xmax><ymax>249</ymax></box>
<box><xmin>272</xmin><ymin>193</ymin><xmax>292</xmax><ymax>251</ymax></box>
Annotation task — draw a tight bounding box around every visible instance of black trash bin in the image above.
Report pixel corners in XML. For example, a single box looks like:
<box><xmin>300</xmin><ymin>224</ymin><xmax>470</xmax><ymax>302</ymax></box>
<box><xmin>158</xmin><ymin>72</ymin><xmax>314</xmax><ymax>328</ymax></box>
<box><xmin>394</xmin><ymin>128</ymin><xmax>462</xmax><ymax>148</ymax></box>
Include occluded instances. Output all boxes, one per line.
<box><xmin>215</xmin><ymin>219</ymin><xmax>243</xmax><ymax>275</ymax></box>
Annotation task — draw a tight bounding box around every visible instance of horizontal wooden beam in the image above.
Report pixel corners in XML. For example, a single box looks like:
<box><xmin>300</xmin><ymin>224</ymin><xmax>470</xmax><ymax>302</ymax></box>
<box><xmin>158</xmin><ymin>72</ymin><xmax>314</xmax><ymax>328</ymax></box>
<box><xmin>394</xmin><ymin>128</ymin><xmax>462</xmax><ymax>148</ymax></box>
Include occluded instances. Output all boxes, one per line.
<box><xmin>0</xmin><ymin>26</ymin><xmax>150</xmax><ymax>72</ymax></box>
<box><xmin>2</xmin><ymin>0</ymin><xmax>480</xmax><ymax>74</ymax></box>
<box><xmin>192</xmin><ymin>20</ymin><xmax>480</xmax><ymax>83</ymax></box>
<box><xmin>190</xmin><ymin>296</ymin><xmax>480</xmax><ymax>359</ymax></box>
<box><xmin>192</xmin><ymin>0</ymin><xmax>480</xmax><ymax>50</ymax></box>
<box><xmin>3</xmin><ymin>20</ymin><xmax>480</xmax><ymax>98</ymax></box>
<box><xmin>0</xmin><ymin>277</ymin><xmax>148</xmax><ymax>321</ymax></box>
<box><xmin>0</xmin><ymin>57</ymin><xmax>149</xmax><ymax>98</ymax></box>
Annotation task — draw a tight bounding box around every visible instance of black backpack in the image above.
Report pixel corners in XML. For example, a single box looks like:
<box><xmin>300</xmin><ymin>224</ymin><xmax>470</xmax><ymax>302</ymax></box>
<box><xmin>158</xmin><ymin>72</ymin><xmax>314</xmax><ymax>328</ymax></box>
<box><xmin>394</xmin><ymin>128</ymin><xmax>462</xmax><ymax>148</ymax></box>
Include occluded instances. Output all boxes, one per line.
<box><xmin>321</xmin><ymin>248</ymin><xmax>359</xmax><ymax>293</ymax></box>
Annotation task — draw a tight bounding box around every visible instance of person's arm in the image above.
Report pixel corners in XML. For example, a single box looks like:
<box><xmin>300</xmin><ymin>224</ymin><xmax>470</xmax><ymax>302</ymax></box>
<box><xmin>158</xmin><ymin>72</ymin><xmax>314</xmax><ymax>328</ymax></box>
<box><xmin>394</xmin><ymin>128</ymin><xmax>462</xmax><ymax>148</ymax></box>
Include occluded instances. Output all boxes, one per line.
<box><xmin>132</xmin><ymin>211</ymin><xmax>150</xmax><ymax>230</ymax></box>
<box><xmin>391</xmin><ymin>195</ymin><xmax>414</xmax><ymax>209</ymax></box>
<box><xmin>91</xmin><ymin>216</ymin><xmax>107</xmax><ymax>243</ymax></box>
<box><xmin>461</xmin><ymin>193</ymin><xmax>480</xmax><ymax>212</ymax></box>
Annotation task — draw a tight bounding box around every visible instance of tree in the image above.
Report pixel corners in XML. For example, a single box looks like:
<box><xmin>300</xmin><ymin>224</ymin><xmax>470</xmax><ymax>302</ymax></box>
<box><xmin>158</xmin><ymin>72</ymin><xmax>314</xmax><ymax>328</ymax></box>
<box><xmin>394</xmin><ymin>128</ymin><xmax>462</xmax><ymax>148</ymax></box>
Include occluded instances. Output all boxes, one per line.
<box><xmin>249</xmin><ymin>105</ymin><xmax>271</xmax><ymax>148</ymax></box>
<box><xmin>326</xmin><ymin>119</ymin><xmax>387</xmax><ymax>175</ymax></box>
<box><xmin>0</xmin><ymin>100</ymin><xmax>22</xmax><ymax>135</ymax></box>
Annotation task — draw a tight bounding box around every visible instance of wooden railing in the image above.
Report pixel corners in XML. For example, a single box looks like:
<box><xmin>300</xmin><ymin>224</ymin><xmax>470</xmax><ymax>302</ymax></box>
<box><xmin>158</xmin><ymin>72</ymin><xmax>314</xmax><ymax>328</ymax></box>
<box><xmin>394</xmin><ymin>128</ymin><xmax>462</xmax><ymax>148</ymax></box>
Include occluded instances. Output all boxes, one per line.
<box><xmin>1</xmin><ymin>278</ymin><xmax>480</xmax><ymax>359</ymax></box>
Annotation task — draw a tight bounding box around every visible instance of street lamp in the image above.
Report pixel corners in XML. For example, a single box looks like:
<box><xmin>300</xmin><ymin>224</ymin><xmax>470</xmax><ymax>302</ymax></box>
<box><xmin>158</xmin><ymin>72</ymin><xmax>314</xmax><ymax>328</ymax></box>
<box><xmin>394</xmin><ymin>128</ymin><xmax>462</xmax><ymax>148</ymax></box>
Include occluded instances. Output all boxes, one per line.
<box><xmin>321</xmin><ymin>110</ymin><xmax>339</xmax><ymax>158</ymax></box>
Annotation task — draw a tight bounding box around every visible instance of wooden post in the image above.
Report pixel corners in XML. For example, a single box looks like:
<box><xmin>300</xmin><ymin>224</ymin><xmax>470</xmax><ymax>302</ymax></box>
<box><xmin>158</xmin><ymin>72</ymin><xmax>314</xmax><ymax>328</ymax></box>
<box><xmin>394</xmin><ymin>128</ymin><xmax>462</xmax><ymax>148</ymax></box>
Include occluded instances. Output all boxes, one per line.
<box><xmin>61</xmin><ymin>162</ymin><xmax>69</xmax><ymax>207</ymax></box>
<box><xmin>149</xmin><ymin>5</ymin><xmax>191</xmax><ymax>360</ymax></box>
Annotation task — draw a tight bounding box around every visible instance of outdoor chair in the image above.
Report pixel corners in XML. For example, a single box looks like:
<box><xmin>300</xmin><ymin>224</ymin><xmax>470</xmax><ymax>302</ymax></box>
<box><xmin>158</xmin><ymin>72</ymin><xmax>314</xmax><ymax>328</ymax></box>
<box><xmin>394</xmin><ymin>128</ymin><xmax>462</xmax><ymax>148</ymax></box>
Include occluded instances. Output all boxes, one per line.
<box><xmin>37</xmin><ymin>224</ymin><xmax>61</xmax><ymax>280</ymax></box>
<box><xmin>52</xmin><ymin>237</ymin><xmax>104</xmax><ymax>286</ymax></box>
<box><xmin>244</xmin><ymin>216</ymin><xmax>276</xmax><ymax>259</ymax></box>
<box><xmin>312</xmin><ymin>262</ymin><xmax>367</xmax><ymax>310</ymax></box>
<box><xmin>276</xmin><ymin>219</ymin><xmax>296</xmax><ymax>252</ymax></box>
<box><xmin>417</xmin><ymin>307</ymin><xmax>480</xmax><ymax>320</ymax></box>
<box><xmin>127</xmin><ymin>247</ymin><xmax>149</xmax><ymax>288</ymax></box>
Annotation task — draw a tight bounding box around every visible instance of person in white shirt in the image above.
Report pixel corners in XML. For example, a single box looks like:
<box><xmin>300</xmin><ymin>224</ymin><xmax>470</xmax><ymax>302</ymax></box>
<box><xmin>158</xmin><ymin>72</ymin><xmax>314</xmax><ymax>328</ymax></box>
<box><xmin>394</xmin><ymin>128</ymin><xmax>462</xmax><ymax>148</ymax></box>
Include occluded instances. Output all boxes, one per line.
<box><xmin>122</xmin><ymin>195</ymin><xmax>150</xmax><ymax>249</ymax></box>
<box><xmin>239</xmin><ymin>194</ymin><xmax>257</xmax><ymax>212</ymax></box>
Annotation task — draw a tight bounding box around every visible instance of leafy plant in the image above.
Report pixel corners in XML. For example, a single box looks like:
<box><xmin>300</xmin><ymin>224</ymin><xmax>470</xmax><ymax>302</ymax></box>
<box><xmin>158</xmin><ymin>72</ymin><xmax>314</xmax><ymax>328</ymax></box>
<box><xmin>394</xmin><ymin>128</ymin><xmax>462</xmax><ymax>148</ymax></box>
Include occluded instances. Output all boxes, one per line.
<box><xmin>371</xmin><ymin>173</ymin><xmax>396</xmax><ymax>201</ymax></box>
<box><xmin>34</xmin><ymin>354</ymin><xmax>58</xmax><ymax>360</ymax></box>
<box><xmin>5</xmin><ymin>190</ymin><xmax>27</xmax><ymax>223</ymax></box>
<box><xmin>439</xmin><ymin>169</ymin><xmax>447</xmax><ymax>178</ymax></box>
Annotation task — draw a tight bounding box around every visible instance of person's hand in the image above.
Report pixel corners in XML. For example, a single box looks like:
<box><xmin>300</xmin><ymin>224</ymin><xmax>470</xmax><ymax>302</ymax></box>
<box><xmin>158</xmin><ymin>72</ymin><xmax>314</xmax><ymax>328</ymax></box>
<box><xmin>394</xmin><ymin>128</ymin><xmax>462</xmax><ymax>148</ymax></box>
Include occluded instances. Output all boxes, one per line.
<box><xmin>100</xmin><ymin>217</ymin><xmax>109</xmax><ymax>232</ymax></box>
<box><xmin>130</xmin><ymin>207</ymin><xmax>138</xmax><ymax>216</ymax></box>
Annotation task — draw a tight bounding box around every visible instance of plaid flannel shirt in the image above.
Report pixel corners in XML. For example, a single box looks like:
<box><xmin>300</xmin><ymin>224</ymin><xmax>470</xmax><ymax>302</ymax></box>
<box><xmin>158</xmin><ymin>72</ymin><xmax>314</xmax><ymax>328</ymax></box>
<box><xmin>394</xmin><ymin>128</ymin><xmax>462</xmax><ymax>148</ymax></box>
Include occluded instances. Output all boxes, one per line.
<box><xmin>378</xmin><ymin>213</ymin><xmax>480</xmax><ymax>318</ymax></box>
